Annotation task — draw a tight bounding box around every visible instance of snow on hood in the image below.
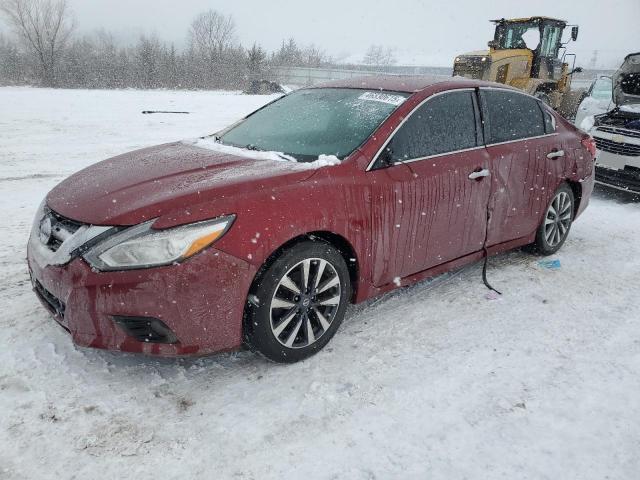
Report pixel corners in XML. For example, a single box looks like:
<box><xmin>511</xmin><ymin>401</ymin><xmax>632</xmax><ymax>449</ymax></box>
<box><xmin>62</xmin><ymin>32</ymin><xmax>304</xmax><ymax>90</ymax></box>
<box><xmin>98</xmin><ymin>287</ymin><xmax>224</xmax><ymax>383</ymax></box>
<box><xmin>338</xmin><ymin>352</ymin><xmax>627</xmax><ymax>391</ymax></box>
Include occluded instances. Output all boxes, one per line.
<box><xmin>188</xmin><ymin>137</ymin><xmax>341</xmax><ymax>169</ymax></box>
<box><xmin>580</xmin><ymin>114</ymin><xmax>596</xmax><ymax>132</ymax></box>
<box><xmin>45</xmin><ymin>142</ymin><xmax>324</xmax><ymax>226</ymax></box>
<box><xmin>613</xmin><ymin>52</ymin><xmax>640</xmax><ymax>106</ymax></box>
<box><xmin>620</xmin><ymin>104</ymin><xmax>640</xmax><ymax>114</ymax></box>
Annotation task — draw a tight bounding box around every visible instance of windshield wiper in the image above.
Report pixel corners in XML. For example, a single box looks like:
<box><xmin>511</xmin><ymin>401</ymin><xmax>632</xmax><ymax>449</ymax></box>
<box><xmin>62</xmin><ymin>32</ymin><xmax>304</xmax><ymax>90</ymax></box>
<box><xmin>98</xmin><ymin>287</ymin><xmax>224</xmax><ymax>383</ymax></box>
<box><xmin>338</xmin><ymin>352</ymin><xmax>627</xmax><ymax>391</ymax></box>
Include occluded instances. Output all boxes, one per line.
<box><xmin>275</xmin><ymin>152</ymin><xmax>295</xmax><ymax>162</ymax></box>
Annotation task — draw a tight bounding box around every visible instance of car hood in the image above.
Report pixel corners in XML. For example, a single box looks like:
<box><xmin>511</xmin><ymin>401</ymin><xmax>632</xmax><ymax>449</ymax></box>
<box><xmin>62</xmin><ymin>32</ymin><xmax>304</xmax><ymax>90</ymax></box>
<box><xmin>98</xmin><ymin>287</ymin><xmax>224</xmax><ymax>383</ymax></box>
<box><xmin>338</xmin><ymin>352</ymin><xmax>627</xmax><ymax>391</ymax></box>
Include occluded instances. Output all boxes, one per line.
<box><xmin>613</xmin><ymin>52</ymin><xmax>640</xmax><ymax>106</ymax></box>
<box><xmin>46</xmin><ymin>141</ymin><xmax>318</xmax><ymax>226</ymax></box>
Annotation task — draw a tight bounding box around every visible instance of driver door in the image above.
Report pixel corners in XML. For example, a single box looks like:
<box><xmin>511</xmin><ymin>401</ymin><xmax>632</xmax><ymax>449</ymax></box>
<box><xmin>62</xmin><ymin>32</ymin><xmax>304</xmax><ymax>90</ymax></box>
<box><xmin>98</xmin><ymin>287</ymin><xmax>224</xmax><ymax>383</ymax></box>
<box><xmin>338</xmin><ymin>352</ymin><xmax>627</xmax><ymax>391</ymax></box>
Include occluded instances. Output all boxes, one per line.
<box><xmin>366</xmin><ymin>89</ymin><xmax>492</xmax><ymax>287</ymax></box>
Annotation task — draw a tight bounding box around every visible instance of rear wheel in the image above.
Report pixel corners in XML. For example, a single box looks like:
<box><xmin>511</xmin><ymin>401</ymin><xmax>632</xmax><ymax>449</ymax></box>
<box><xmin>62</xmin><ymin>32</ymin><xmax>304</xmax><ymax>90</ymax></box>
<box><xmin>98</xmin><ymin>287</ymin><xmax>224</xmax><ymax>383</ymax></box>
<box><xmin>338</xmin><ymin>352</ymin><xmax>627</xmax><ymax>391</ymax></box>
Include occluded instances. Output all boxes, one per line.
<box><xmin>530</xmin><ymin>183</ymin><xmax>574</xmax><ymax>255</ymax></box>
<box><xmin>245</xmin><ymin>241</ymin><xmax>350</xmax><ymax>363</ymax></box>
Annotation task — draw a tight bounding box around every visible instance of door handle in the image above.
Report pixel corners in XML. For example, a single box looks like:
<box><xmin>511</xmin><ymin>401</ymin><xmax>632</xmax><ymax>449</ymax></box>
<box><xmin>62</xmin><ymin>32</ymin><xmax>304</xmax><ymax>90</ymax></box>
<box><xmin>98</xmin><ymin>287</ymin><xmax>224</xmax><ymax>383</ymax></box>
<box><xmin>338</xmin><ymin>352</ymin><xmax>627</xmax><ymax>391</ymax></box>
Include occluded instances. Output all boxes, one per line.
<box><xmin>468</xmin><ymin>169</ymin><xmax>490</xmax><ymax>180</ymax></box>
<box><xmin>547</xmin><ymin>149</ymin><xmax>565</xmax><ymax>159</ymax></box>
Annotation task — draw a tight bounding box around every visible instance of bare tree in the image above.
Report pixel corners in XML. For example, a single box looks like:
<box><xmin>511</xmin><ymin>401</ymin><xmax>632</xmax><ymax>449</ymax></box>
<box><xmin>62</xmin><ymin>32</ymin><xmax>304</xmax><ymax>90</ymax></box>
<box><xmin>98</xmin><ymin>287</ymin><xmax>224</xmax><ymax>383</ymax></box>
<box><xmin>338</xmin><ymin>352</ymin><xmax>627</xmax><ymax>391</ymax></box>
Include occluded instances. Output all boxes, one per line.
<box><xmin>188</xmin><ymin>10</ymin><xmax>235</xmax><ymax>60</ymax></box>
<box><xmin>362</xmin><ymin>44</ymin><xmax>396</xmax><ymax>67</ymax></box>
<box><xmin>188</xmin><ymin>10</ymin><xmax>237</xmax><ymax>87</ymax></box>
<box><xmin>302</xmin><ymin>44</ymin><xmax>328</xmax><ymax>67</ymax></box>
<box><xmin>0</xmin><ymin>32</ymin><xmax>23</xmax><ymax>84</ymax></box>
<box><xmin>0</xmin><ymin>0</ymin><xmax>74</xmax><ymax>86</ymax></box>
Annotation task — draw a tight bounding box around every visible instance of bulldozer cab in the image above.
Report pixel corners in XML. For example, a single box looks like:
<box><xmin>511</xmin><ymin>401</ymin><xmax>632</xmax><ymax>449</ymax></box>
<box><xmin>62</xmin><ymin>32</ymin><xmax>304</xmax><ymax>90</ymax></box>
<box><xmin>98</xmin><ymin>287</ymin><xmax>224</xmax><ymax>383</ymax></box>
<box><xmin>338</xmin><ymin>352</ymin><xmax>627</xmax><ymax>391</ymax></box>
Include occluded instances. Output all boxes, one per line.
<box><xmin>489</xmin><ymin>17</ymin><xmax>576</xmax><ymax>81</ymax></box>
<box><xmin>453</xmin><ymin>16</ymin><xmax>583</xmax><ymax>118</ymax></box>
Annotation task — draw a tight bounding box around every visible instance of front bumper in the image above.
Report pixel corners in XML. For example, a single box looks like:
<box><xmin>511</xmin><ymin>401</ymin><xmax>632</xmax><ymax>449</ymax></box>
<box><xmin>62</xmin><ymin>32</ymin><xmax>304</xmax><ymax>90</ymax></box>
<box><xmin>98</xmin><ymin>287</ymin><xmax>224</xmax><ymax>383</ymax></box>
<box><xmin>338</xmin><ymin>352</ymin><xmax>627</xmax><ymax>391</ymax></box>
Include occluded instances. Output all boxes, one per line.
<box><xmin>594</xmin><ymin>148</ymin><xmax>640</xmax><ymax>194</ymax></box>
<box><xmin>595</xmin><ymin>164</ymin><xmax>640</xmax><ymax>193</ymax></box>
<box><xmin>27</xmin><ymin>240</ymin><xmax>257</xmax><ymax>356</ymax></box>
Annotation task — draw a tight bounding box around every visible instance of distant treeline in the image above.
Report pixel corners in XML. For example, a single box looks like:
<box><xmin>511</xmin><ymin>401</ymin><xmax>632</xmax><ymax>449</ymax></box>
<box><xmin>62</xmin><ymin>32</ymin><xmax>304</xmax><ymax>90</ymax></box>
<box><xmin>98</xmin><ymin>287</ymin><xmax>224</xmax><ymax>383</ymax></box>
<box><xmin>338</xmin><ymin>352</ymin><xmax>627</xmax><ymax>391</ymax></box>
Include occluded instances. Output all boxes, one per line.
<box><xmin>0</xmin><ymin>33</ymin><xmax>333</xmax><ymax>90</ymax></box>
<box><xmin>0</xmin><ymin>3</ymin><xmax>334</xmax><ymax>90</ymax></box>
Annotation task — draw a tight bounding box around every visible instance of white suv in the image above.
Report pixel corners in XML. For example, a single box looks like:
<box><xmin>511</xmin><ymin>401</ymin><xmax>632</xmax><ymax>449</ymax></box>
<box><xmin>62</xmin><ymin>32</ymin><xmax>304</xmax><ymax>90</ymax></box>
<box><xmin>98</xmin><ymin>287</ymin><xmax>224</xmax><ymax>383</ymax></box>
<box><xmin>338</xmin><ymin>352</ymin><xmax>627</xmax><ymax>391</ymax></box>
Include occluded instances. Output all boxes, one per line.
<box><xmin>590</xmin><ymin>52</ymin><xmax>640</xmax><ymax>193</ymax></box>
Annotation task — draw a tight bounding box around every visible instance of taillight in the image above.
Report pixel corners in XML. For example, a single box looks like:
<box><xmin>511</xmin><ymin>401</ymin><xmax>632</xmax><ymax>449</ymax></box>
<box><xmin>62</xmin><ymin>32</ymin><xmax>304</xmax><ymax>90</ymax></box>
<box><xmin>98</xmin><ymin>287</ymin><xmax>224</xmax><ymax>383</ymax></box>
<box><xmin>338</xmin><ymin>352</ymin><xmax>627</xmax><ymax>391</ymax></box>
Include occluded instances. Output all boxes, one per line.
<box><xmin>582</xmin><ymin>136</ymin><xmax>597</xmax><ymax>158</ymax></box>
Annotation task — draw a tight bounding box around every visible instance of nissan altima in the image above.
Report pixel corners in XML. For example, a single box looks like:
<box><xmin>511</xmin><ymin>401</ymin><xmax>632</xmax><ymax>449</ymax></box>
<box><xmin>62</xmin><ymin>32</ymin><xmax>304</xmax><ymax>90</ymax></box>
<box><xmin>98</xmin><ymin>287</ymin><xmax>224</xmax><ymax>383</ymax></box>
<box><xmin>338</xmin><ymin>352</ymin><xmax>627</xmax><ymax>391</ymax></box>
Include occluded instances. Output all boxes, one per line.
<box><xmin>27</xmin><ymin>76</ymin><xmax>596</xmax><ymax>362</ymax></box>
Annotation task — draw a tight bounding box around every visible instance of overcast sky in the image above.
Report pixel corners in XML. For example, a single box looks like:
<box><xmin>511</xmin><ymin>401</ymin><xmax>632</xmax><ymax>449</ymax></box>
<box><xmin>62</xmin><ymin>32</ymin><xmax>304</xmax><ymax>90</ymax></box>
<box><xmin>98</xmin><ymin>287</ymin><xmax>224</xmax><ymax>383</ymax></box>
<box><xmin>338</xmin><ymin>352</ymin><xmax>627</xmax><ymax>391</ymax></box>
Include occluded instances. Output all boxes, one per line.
<box><xmin>60</xmin><ymin>0</ymin><xmax>640</xmax><ymax>68</ymax></box>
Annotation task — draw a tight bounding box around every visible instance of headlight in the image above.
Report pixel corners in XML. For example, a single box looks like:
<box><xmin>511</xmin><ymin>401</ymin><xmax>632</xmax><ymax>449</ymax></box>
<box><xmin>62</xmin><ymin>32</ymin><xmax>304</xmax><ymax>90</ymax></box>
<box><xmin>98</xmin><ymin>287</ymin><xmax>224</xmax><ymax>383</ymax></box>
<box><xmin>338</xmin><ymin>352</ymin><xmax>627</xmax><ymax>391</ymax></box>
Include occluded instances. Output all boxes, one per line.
<box><xmin>30</xmin><ymin>199</ymin><xmax>47</xmax><ymax>238</ymax></box>
<box><xmin>83</xmin><ymin>215</ymin><xmax>235</xmax><ymax>271</ymax></box>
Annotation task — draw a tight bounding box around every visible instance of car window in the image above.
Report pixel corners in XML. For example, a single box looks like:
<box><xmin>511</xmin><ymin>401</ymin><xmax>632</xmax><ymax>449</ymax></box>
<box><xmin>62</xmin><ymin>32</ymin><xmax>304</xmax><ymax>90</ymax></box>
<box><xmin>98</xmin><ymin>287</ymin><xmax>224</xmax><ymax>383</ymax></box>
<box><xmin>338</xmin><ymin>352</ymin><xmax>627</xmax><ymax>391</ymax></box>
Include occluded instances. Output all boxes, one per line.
<box><xmin>542</xmin><ymin>107</ymin><xmax>556</xmax><ymax>134</ymax></box>
<box><xmin>481</xmin><ymin>89</ymin><xmax>546</xmax><ymax>143</ymax></box>
<box><xmin>590</xmin><ymin>77</ymin><xmax>612</xmax><ymax>100</ymax></box>
<box><xmin>386</xmin><ymin>91</ymin><xmax>477</xmax><ymax>162</ymax></box>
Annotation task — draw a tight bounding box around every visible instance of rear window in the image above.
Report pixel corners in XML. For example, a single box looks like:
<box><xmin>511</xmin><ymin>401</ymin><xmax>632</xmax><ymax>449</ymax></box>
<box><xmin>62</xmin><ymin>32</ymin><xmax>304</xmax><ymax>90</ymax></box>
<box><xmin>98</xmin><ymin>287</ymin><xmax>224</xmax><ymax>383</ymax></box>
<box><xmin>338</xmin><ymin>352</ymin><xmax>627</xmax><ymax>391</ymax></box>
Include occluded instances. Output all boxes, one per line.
<box><xmin>481</xmin><ymin>90</ymin><xmax>546</xmax><ymax>143</ymax></box>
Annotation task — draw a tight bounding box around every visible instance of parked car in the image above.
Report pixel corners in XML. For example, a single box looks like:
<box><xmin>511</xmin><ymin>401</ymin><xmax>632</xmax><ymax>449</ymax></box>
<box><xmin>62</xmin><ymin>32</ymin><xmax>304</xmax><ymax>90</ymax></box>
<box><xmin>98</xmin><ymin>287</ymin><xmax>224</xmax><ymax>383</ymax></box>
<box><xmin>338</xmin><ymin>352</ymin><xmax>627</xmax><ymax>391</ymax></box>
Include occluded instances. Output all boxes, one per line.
<box><xmin>574</xmin><ymin>76</ymin><xmax>613</xmax><ymax>129</ymax></box>
<box><xmin>27</xmin><ymin>76</ymin><xmax>596</xmax><ymax>363</ymax></box>
<box><xmin>589</xmin><ymin>53</ymin><xmax>640</xmax><ymax>194</ymax></box>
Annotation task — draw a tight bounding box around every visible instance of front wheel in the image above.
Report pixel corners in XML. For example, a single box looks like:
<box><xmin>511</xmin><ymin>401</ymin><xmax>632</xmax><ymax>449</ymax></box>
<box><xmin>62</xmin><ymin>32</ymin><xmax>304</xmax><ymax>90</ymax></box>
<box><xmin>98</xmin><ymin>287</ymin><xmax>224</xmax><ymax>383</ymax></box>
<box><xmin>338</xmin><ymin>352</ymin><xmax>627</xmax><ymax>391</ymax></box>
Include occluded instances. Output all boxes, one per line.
<box><xmin>245</xmin><ymin>241</ymin><xmax>351</xmax><ymax>363</ymax></box>
<box><xmin>530</xmin><ymin>183</ymin><xmax>575</xmax><ymax>255</ymax></box>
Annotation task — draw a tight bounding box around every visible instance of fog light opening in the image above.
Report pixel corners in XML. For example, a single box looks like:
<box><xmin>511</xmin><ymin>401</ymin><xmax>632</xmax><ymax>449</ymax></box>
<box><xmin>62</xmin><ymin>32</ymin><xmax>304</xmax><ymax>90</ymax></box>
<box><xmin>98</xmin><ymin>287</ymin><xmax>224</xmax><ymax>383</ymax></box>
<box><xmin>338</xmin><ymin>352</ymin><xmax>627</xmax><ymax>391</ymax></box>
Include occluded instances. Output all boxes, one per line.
<box><xmin>113</xmin><ymin>316</ymin><xmax>179</xmax><ymax>344</ymax></box>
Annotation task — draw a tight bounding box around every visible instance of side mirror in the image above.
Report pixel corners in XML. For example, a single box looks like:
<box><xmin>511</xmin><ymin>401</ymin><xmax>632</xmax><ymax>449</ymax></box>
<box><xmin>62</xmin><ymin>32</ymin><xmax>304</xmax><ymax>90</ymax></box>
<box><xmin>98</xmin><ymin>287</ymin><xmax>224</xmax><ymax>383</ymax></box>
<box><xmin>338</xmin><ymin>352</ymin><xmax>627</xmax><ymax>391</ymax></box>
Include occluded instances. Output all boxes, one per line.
<box><xmin>571</xmin><ymin>26</ymin><xmax>579</xmax><ymax>41</ymax></box>
<box><xmin>487</xmin><ymin>40</ymin><xmax>498</xmax><ymax>49</ymax></box>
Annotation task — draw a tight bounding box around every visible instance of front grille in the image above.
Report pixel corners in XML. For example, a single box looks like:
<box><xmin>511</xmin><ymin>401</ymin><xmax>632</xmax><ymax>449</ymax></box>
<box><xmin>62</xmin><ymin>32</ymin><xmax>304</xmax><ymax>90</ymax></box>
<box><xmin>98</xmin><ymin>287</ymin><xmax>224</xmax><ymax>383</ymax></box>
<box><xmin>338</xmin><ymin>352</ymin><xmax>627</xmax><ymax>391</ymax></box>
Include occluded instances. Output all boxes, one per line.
<box><xmin>40</xmin><ymin>209</ymin><xmax>85</xmax><ymax>253</ymax></box>
<box><xmin>34</xmin><ymin>280</ymin><xmax>66</xmax><ymax>318</ymax></box>
<box><xmin>596</xmin><ymin>126</ymin><xmax>640</xmax><ymax>140</ymax></box>
<box><xmin>594</xmin><ymin>137</ymin><xmax>640</xmax><ymax>157</ymax></box>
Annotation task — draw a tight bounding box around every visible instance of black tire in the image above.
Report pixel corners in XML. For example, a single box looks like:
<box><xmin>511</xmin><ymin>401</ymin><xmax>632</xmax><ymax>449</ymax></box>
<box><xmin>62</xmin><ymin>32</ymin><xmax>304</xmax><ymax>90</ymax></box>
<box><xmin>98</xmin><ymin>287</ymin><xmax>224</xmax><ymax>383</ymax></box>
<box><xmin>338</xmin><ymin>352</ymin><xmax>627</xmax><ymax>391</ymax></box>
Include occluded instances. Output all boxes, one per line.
<box><xmin>530</xmin><ymin>183</ymin><xmax>575</xmax><ymax>255</ymax></box>
<box><xmin>245</xmin><ymin>241</ymin><xmax>351</xmax><ymax>363</ymax></box>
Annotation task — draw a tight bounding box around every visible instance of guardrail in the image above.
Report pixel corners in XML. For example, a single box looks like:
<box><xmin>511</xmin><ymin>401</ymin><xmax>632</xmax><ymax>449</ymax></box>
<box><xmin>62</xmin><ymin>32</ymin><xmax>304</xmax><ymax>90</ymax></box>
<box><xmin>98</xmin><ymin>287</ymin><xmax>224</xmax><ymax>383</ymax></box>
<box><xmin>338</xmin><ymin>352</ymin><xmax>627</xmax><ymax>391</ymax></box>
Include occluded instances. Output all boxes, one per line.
<box><xmin>270</xmin><ymin>66</ymin><xmax>451</xmax><ymax>86</ymax></box>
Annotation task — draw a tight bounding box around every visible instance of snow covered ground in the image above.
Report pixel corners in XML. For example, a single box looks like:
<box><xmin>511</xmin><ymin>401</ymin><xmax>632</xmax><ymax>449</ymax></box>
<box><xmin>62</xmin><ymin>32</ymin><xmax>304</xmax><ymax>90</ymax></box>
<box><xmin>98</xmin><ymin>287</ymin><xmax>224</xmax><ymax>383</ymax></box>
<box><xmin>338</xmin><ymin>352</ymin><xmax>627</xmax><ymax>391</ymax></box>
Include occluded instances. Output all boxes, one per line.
<box><xmin>1</xmin><ymin>87</ymin><xmax>639</xmax><ymax>480</ymax></box>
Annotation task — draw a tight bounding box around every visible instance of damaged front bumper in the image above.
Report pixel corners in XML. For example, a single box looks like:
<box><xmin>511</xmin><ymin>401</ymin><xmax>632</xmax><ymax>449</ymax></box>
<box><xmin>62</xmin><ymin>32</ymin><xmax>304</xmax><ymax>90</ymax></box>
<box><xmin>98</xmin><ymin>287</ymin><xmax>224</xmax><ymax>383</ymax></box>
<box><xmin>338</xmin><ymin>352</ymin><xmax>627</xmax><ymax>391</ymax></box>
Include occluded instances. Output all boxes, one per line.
<box><xmin>592</xmin><ymin>120</ymin><xmax>640</xmax><ymax>193</ymax></box>
<box><xmin>27</xmin><ymin>235</ymin><xmax>257</xmax><ymax>356</ymax></box>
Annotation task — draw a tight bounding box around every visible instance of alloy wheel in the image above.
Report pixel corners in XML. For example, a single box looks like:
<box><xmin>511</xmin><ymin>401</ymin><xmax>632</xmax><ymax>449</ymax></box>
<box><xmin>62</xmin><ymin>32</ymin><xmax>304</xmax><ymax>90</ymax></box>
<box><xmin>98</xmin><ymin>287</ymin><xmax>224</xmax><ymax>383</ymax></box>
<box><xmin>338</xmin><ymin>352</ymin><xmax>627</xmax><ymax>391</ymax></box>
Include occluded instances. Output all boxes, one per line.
<box><xmin>544</xmin><ymin>191</ymin><xmax>572</xmax><ymax>247</ymax></box>
<box><xmin>270</xmin><ymin>258</ymin><xmax>342</xmax><ymax>349</ymax></box>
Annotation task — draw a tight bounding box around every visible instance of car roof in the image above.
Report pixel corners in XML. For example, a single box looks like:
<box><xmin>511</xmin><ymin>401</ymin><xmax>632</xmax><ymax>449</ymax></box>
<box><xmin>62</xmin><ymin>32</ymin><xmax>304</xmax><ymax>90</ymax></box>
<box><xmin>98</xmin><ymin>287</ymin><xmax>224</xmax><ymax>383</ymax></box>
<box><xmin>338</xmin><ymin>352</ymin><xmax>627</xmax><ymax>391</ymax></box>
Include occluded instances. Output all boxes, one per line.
<box><xmin>309</xmin><ymin>75</ymin><xmax>514</xmax><ymax>94</ymax></box>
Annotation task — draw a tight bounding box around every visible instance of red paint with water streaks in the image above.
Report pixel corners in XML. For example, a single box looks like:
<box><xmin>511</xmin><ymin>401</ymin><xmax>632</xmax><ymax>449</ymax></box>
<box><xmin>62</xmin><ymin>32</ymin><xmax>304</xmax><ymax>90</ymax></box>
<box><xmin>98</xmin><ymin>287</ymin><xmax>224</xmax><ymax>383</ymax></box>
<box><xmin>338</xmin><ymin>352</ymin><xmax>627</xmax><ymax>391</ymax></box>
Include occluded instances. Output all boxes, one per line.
<box><xmin>29</xmin><ymin>77</ymin><xmax>594</xmax><ymax>355</ymax></box>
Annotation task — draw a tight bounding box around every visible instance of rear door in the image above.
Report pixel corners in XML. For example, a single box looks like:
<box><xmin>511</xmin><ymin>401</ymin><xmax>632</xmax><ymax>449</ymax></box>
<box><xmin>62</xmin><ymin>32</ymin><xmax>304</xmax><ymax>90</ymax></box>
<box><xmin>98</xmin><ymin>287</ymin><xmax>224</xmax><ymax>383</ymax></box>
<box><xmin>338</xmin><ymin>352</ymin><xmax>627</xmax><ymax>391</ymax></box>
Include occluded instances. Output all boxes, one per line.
<box><xmin>480</xmin><ymin>88</ymin><xmax>566</xmax><ymax>245</ymax></box>
<box><xmin>367</xmin><ymin>89</ymin><xmax>492</xmax><ymax>286</ymax></box>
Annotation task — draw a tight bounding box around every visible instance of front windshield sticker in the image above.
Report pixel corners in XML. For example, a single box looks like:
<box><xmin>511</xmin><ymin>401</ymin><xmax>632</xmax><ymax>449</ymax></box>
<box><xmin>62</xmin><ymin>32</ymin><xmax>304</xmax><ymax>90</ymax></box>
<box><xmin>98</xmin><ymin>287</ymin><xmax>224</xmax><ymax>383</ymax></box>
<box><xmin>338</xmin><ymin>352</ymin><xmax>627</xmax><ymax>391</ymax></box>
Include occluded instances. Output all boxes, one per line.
<box><xmin>358</xmin><ymin>91</ymin><xmax>406</xmax><ymax>106</ymax></box>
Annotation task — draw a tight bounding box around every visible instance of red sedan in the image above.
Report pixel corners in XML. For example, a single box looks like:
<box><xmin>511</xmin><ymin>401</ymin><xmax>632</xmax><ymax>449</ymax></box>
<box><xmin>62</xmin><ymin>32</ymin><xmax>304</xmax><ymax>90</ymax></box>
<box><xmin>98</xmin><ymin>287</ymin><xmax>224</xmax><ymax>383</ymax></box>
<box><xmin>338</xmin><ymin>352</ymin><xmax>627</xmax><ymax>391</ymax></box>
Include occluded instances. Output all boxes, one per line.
<box><xmin>27</xmin><ymin>76</ymin><xmax>596</xmax><ymax>362</ymax></box>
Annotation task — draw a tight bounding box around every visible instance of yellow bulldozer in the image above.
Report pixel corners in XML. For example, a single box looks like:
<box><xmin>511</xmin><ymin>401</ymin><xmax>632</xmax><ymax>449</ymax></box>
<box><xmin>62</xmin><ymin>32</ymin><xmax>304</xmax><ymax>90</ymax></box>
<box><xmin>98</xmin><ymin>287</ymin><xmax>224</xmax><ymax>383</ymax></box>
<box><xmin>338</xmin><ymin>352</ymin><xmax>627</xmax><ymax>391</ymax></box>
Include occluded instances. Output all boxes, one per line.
<box><xmin>453</xmin><ymin>16</ymin><xmax>585</xmax><ymax>118</ymax></box>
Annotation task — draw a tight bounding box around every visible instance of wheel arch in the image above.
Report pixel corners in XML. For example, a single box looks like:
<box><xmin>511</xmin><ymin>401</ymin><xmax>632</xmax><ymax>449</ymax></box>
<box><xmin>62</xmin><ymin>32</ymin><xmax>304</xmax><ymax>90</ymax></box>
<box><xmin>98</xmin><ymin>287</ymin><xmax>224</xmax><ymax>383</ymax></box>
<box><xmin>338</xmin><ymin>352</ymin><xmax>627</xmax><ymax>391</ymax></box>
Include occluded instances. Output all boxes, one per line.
<box><xmin>565</xmin><ymin>179</ymin><xmax>582</xmax><ymax>217</ymax></box>
<box><xmin>242</xmin><ymin>231</ymin><xmax>360</xmax><ymax>339</ymax></box>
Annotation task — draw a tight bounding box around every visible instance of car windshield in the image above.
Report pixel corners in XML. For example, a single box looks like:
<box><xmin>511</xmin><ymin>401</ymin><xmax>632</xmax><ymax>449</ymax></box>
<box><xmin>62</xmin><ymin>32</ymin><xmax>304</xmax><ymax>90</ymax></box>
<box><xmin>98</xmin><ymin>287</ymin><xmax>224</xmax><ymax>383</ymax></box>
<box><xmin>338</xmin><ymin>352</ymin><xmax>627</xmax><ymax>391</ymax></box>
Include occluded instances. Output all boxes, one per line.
<box><xmin>219</xmin><ymin>88</ymin><xmax>408</xmax><ymax>162</ymax></box>
<box><xmin>591</xmin><ymin>77</ymin><xmax>613</xmax><ymax>100</ymax></box>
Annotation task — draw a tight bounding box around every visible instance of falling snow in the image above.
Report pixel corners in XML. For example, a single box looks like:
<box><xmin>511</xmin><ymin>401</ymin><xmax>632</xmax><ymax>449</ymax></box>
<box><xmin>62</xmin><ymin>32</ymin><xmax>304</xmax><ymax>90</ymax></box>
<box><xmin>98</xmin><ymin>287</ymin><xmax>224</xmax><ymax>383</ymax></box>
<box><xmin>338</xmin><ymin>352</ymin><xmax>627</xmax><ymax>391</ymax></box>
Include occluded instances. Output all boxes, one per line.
<box><xmin>1</xmin><ymin>87</ymin><xmax>640</xmax><ymax>479</ymax></box>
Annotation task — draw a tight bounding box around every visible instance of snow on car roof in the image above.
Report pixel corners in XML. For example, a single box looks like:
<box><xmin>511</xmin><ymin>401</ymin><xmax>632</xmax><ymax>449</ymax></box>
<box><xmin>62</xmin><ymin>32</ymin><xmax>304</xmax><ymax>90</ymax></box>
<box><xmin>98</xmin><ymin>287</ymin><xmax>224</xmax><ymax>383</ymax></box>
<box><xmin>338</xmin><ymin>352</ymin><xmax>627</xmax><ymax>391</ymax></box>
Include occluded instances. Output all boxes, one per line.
<box><xmin>309</xmin><ymin>75</ymin><xmax>514</xmax><ymax>94</ymax></box>
<box><xmin>309</xmin><ymin>75</ymin><xmax>452</xmax><ymax>93</ymax></box>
